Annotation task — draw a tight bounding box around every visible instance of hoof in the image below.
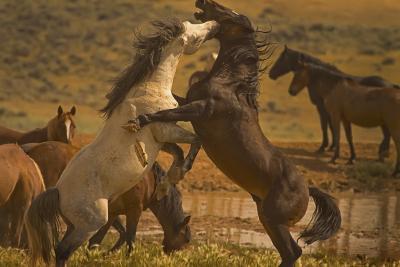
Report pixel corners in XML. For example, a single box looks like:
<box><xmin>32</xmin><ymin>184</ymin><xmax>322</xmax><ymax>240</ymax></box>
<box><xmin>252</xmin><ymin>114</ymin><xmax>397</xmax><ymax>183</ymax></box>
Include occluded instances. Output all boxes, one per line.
<box><xmin>346</xmin><ymin>159</ymin><xmax>355</xmax><ymax>165</ymax></box>
<box><xmin>88</xmin><ymin>243</ymin><xmax>100</xmax><ymax>250</ymax></box>
<box><xmin>121</xmin><ymin>119</ymin><xmax>140</xmax><ymax>133</ymax></box>
<box><xmin>329</xmin><ymin>158</ymin><xmax>337</xmax><ymax>165</ymax></box>
<box><xmin>315</xmin><ymin>147</ymin><xmax>325</xmax><ymax>154</ymax></box>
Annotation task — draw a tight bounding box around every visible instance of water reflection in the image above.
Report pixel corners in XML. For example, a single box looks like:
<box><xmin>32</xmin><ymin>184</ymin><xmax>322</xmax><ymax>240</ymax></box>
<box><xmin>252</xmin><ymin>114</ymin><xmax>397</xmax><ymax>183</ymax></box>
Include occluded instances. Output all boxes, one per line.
<box><xmin>182</xmin><ymin>193</ymin><xmax>400</xmax><ymax>259</ymax></box>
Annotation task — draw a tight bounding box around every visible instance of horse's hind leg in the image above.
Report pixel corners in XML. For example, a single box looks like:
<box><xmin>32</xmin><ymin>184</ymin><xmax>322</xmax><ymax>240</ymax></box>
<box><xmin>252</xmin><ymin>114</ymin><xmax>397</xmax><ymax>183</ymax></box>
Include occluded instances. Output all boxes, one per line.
<box><xmin>256</xmin><ymin>202</ymin><xmax>301</xmax><ymax>267</ymax></box>
<box><xmin>88</xmin><ymin>215</ymin><xmax>117</xmax><ymax>250</ymax></box>
<box><xmin>56</xmin><ymin>227</ymin><xmax>92</xmax><ymax>267</ymax></box>
<box><xmin>109</xmin><ymin>216</ymin><xmax>127</xmax><ymax>253</ymax></box>
<box><xmin>379</xmin><ymin>125</ymin><xmax>391</xmax><ymax>161</ymax></box>
<box><xmin>343</xmin><ymin>120</ymin><xmax>356</xmax><ymax>164</ymax></box>
<box><xmin>391</xmin><ymin>131</ymin><xmax>400</xmax><ymax>177</ymax></box>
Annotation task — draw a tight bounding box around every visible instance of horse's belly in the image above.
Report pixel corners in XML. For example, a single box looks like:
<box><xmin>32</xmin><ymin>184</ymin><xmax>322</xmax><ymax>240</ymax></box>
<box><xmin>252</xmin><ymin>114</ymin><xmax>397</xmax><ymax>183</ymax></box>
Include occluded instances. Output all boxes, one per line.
<box><xmin>343</xmin><ymin>107</ymin><xmax>382</xmax><ymax>128</ymax></box>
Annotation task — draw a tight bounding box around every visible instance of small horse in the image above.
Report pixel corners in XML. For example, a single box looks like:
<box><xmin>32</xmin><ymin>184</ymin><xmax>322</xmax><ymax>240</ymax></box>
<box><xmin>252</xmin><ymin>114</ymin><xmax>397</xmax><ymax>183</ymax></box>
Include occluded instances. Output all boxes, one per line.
<box><xmin>22</xmin><ymin>141</ymin><xmax>190</xmax><ymax>254</ymax></box>
<box><xmin>0</xmin><ymin>106</ymin><xmax>76</xmax><ymax>145</ymax></box>
<box><xmin>129</xmin><ymin>1</ymin><xmax>341</xmax><ymax>266</ymax></box>
<box><xmin>269</xmin><ymin>46</ymin><xmax>399</xmax><ymax>158</ymax></box>
<box><xmin>0</xmin><ymin>144</ymin><xmax>45</xmax><ymax>247</ymax></box>
<box><xmin>24</xmin><ymin>18</ymin><xmax>219</xmax><ymax>267</ymax></box>
<box><xmin>88</xmin><ymin>162</ymin><xmax>191</xmax><ymax>254</ymax></box>
<box><xmin>289</xmin><ymin>63</ymin><xmax>400</xmax><ymax>176</ymax></box>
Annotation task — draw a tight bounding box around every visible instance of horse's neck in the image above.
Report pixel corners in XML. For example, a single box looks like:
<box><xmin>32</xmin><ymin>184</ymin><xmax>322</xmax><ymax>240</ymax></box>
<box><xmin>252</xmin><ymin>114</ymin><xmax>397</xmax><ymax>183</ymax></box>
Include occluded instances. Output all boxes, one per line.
<box><xmin>127</xmin><ymin>52</ymin><xmax>181</xmax><ymax>100</ymax></box>
<box><xmin>309</xmin><ymin>69</ymin><xmax>341</xmax><ymax>98</ymax></box>
<box><xmin>19</xmin><ymin>127</ymin><xmax>48</xmax><ymax>144</ymax></box>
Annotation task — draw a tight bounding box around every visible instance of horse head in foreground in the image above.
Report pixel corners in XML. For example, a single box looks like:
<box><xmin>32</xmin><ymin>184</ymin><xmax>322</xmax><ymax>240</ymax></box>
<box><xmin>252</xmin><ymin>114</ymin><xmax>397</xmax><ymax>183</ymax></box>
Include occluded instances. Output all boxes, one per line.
<box><xmin>130</xmin><ymin>1</ymin><xmax>341</xmax><ymax>266</ymax></box>
<box><xmin>24</xmin><ymin>17</ymin><xmax>219</xmax><ymax>267</ymax></box>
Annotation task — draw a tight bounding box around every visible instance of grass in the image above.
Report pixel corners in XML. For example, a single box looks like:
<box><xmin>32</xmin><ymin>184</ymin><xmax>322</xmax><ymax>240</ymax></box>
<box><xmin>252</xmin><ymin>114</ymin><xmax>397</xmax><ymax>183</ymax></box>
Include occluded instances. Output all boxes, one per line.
<box><xmin>1</xmin><ymin>239</ymin><xmax>398</xmax><ymax>267</ymax></box>
<box><xmin>345</xmin><ymin>161</ymin><xmax>393</xmax><ymax>190</ymax></box>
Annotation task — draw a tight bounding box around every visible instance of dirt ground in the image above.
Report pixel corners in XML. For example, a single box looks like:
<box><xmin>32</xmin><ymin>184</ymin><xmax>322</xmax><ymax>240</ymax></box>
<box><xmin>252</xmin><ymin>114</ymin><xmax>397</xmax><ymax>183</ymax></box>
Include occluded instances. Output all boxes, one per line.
<box><xmin>74</xmin><ymin>134</ymin><xmax>400</xmax><ymax>195</ymax></box>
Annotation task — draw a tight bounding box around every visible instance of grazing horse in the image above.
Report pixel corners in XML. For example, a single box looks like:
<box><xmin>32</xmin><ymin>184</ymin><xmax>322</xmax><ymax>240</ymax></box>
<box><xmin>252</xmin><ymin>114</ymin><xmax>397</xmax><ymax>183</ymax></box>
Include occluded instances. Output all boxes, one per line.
<box><xmin>24</xmin><ymin>18</ymin><xmax>219</xmax><ymax>267</ymax></box>
<box><xmin>0</xmin><ymin>144</ymin><xmax>44</xmax><ymax>247</ymax></box>
<box><xmin>88</xmin><ymin>162</ymin><xmax>191</xmax><ymax>254</ymax></box>
<box><xmin>0</xmin><ymin>106</ymin><xmax>76</xmax><ymax>145</ymax></box>
<box><xmin>129</xmin><ymin>1</ymin><xmax>341</xmax><ymax>266</ymax></box>
<box><xmin>269</xmin><ymin>47</ymin><xmax>399</xmax><ymax>158</ymax></box>
<box><xmin>289</xmin><ymin>63</ymin><xmax>400</xmax><ymax>176</ymax></box>
<box><xmin>21</xmin><ymin>141</ymin><xmax>190</xmax><ymax>254</ymax></box>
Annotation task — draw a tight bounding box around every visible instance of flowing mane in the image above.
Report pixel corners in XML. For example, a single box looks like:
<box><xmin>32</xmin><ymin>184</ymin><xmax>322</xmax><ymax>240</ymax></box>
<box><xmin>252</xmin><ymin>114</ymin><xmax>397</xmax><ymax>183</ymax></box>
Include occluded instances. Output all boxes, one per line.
<box><xmin>292</xmin><ymin>49</ymin><xmax>341</xmax><ymax>73</ymax></box>
<box><xmin>101</xmin><ymin>18</ymin><xmax>185</xmax><ymax>119</ymax></box>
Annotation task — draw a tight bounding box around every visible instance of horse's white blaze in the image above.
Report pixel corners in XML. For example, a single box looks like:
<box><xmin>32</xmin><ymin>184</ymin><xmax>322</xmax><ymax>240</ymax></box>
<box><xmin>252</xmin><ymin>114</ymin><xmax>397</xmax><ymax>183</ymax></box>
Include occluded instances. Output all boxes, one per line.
<box><xmin>65</xmin><ymin>119</ymin><xmax>71</xmax><ymax>141</ymax></box>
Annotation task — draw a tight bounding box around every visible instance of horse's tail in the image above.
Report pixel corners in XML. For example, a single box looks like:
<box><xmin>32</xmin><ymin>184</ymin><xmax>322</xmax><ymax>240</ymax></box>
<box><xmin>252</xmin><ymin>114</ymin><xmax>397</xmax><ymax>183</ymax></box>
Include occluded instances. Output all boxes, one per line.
<box><xmin>24</xmin><ymin>187</ymin><xmax>61</xmax><ymax>266</ymax></box>
<box><xmin>299</xmin><ymin>187</ymin><xmax>341</xmax><ymax>245</ymax></box>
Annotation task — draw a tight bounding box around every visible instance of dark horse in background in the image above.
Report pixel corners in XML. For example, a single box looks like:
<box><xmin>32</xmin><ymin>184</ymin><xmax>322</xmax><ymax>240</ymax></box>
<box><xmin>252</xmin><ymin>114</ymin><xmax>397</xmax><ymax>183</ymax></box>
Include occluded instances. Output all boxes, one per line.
<box><xmin>269</xmin><ymin>46</ymin><xmax>399</xmax><ymax>158</ymax></box>
<box><xmin>130</xmin><ymin>1</ymin><xmax>341</xmax><ymax>266</ymax></box>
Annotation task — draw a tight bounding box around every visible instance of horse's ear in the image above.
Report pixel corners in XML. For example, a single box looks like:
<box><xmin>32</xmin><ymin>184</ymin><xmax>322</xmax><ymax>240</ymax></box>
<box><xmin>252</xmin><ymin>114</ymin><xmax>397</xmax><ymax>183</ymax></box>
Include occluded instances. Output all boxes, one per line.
<box><xmin>57</xmin><ymin>105</ymin><xmax>63</xmax><ymax>117</ymax></box>
<box><xmin>70</xmin><ymin>106</ymin><xmax>76</xmax><ymax>116</ymax></box>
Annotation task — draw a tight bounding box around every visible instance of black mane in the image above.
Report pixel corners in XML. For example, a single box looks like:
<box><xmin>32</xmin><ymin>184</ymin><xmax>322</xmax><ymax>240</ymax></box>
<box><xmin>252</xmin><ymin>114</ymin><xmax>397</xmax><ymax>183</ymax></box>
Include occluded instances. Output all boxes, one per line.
<box><xmin>292</xmin><ymin>48</ymin><xmax>341</xmax><ymax>73</ymax></box>
<box><xmin>100</xmin><ymin>18</ymin><xmax>185</xmax><ymax>119</ymax></box>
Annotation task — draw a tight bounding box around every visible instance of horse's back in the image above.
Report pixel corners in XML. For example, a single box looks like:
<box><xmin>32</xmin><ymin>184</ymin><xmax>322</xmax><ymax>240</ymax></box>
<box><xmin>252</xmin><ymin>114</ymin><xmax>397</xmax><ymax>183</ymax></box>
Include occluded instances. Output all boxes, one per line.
<box><xmin>0</xmin><ymin>144</ymin><xmax>44</xmax><ymax>205</ymax></box>
<box><xmin>24</xmin><ymin>141</ymin><xmax>78</xmax><ymax>188</ymax></box>
<box><xmin>0</xmin><ymin>125</ymin><xmax>22</xmax><ymax>145</ymax></box>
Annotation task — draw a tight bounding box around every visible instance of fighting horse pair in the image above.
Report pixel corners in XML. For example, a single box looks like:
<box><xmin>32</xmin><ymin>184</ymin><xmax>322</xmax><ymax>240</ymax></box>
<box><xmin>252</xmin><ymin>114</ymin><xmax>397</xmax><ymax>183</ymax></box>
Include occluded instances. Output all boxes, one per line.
<box><xmin>25</xmin><ymin>1</ymin><xmax>341</xmax><ymax>267</ymax></box>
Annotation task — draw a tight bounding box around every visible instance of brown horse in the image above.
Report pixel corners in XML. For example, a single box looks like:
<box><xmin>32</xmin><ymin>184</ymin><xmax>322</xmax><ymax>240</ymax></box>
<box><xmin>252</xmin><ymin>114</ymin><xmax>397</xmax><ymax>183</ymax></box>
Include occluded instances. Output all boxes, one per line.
<box><xmin>0</xmin><ymin>106</ymin><xmax>76</xmax><ymax>145</ymax></box>
<box><xmin>128</xmin><ymin>1</ymin><xmax>341</xmax><ymax>266</ymax></box>
<box><xmin>0</xmin><ymin>144</ymin><xmax>45</xmax><ymax>247</ymax></box>
<box><xmin>22</xmin><ymin>141</ymin><xmax>191</xmax><ymax>254</ymax></box>
<box><xmin>21</xmin><ymin>141</ymin><xmax>79</xmax><ymax>188</ymax></box>
<box><xmin>88</xmin><ymin>162</ymin><xmax>191</xmax><ymax>254</ymax></box>
<box><xmin>289</xmin><ymin>62</ymin><xmax>400</xmax><ymax>176</ymax></box>
<box><xmin>269</xmin><ymin>46</ymin><xmax>399</xmax><ymax>158</ymax></box>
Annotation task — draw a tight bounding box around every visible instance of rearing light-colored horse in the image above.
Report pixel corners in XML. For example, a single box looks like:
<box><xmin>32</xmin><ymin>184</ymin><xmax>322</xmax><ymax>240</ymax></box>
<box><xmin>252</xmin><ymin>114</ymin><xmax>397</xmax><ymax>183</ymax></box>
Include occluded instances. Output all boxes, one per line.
<box><xmin>24</xmin><ymin>18</ymin><xmax>219</xmax><ymax>267</ymax></box>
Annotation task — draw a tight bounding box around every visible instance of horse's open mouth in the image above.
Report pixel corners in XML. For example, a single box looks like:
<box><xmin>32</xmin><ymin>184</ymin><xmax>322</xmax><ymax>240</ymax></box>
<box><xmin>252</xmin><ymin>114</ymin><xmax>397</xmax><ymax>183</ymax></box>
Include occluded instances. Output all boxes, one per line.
<box><xmin>194</xmin><ymin>0</ymin><xmax>207</xmax><ymax>21</ymax></box>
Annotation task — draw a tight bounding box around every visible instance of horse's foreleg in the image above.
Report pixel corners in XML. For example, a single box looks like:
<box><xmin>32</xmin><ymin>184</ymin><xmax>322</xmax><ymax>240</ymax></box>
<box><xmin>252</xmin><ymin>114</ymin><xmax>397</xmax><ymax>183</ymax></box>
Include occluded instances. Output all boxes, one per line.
<box><xmin>125</xmin><ymin>209</ymin><xmax>141</xmax><ymax>255</ymax></box>
<box><xmin>109</xmin><ymin>216</ymin><xmax>127</xmax><ymax>253</ymax></box>
<box><xmin>138</xmin><ymin>100</ymin><xmax>213</xmax><ymax>127</ymax></box>
<box><xmin>315</xmin><ymin>104</ymin><xmax>329</xmax><ymax>153</ymax></box>
<box><xmin>154</xmin><ymin>124</ymin><xmax>201</xmax><ymax>183</ymax></box>
<box><xmin>88</xmin><ymin>215</ymin><xmax>117</xmax><ymax>250</ymax></box>
<box><xmin>343</xmin><ymin>120</ymin><xmax>356</xmax><ymax>165</ymax></box>
<box><xmin>329</xmin><ymin>115</ymin><xmax>341</xmax><ymax>164</ymax></box>
<box><xmin>379</xmin><ymin>125</ymin><xmax>391</xmax><ymax>161</ymax></box>
<box><xmin>172</xmin><ymin>93</ymin><xmax>188</xmax><ymax>106</ymax></box>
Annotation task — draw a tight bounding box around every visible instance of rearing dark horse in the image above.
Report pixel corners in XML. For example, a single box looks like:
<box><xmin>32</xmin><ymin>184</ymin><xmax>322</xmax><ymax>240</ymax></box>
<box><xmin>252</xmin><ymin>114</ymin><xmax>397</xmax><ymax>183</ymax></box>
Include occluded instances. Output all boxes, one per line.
<box><xmin>128</xmin><ymin>1</ymin><xmax>341</xmax><ymax>266</ymax></box>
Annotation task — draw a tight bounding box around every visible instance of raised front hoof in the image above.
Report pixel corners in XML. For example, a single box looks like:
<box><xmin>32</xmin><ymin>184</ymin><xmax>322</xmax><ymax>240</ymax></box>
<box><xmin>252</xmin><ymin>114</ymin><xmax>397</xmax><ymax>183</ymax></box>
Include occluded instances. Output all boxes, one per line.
<box><xmin>121</xmin><ymin>119</ymin><xmax>141</xmax><ymax>133</ymax></box>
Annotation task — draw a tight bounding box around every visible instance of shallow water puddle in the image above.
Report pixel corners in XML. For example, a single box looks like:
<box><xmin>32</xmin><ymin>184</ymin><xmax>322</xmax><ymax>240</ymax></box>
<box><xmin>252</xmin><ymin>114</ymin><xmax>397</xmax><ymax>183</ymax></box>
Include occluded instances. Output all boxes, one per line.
<box><xmin>134</xmin><ymin>192</ymin><xmax>400</xmax><ymax>258</ymax></box>
<box><xmin>180</xmin><ymin>192</ymin><xmax>400</xmax><ymax>259</ymax></box>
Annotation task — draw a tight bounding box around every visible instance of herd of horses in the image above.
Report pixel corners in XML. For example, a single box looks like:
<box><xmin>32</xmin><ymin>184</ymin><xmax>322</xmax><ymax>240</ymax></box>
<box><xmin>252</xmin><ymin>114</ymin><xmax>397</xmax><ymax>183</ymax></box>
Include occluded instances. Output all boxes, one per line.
<box><xmin>0</xmin><ymin>1</ymin><xmax>399</xmax><ymax>267</ymax></box>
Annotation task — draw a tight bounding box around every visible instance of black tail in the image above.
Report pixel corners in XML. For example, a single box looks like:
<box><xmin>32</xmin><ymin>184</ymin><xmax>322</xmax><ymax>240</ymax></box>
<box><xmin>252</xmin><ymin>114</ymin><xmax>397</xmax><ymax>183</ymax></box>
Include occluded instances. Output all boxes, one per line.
<box><xmin>299</xmin><ymin>187</ymin><xmax>341</xmax><ymax>245</ymax></box>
